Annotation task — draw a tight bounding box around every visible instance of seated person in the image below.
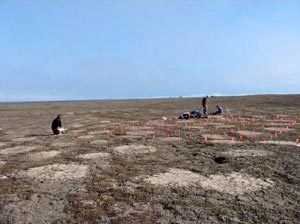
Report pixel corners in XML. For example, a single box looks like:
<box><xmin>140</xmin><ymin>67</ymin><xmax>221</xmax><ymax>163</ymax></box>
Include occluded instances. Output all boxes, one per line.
<box><xmin>52</xmin><ymin>114</ymin><xmax>64</xmax><ymax>135</ymax></box>
<box><xmin>213</xmin><ymin>105</ymin><xmax>224</xmax><ymax>115</ymax></box>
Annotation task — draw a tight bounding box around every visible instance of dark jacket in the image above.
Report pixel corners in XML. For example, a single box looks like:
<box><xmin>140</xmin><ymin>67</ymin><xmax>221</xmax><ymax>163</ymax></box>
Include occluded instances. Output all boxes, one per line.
<box><xmin>202</xmin><ymin>97</ymin><xmax>207</xmax><ymax>107</ymax></box>
<box><xmin>52</xmin><ymin>118</ymin><xmax>62</xmax><ymax>131</ymax></box>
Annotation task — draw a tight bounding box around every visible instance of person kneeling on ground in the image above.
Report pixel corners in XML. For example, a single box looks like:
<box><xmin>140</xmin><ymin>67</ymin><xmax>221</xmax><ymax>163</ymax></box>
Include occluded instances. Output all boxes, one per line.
<box><xmin>52</xmin><ymin>114</ymin><xmax>63</xmax><ymax>135</ymax></box>
<box><xmin>213</xmin><ymin>105</ymin><xmax>224</xmax><ymax>115</ymax></box>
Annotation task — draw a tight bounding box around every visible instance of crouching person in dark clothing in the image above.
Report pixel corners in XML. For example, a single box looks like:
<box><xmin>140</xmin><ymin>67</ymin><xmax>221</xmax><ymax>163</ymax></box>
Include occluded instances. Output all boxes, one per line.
<box><xmin>52</xmin><ymin>114</ymin><xmax>62</xmax><ymax>135</ymax></box>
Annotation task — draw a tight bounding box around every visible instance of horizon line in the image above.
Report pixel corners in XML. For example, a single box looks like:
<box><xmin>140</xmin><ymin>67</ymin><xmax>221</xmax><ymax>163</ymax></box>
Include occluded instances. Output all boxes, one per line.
<box><xmin>1</xmin><ymin>93</ymin><xmax>299</xmax><ymax>104</ymax></box>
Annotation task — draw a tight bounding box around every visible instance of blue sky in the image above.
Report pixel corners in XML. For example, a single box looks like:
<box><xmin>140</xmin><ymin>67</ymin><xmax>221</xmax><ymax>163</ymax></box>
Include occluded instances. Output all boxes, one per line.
<box><xmin>0</xmin><ymin>1</ymin><xmax>300</xmax><ymax>102</ymax></box>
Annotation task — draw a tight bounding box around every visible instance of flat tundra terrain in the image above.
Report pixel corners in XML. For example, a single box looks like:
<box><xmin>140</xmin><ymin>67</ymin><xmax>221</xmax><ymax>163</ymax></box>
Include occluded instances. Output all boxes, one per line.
<box><xmin>0</xmin><ymin>95</ymin><xmax>299</xmax><ymax>224</ymax></box>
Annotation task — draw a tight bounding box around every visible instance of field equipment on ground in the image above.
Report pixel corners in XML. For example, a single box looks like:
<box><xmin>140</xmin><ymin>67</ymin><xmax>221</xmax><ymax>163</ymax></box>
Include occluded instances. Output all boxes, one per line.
<box><xmin>178</xmin><ymin>110</ymin><xmax>201</xmax><ymax>119</ymax></box>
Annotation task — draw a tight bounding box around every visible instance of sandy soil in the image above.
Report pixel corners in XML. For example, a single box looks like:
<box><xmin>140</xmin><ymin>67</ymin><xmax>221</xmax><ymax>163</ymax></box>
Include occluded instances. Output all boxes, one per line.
<box><xmin>78</xmin><ymin>152</ymin><xmax>110</xmax><ymax>160</ymax></box>
<box><xmin>113</xmin><ymin>144</ymin><xmax>158</xmax><ymax>155</ymax></box>
<box><xmin>0</xmin><ymin>146</ymin><xmax>38</xmax><ymax>155</ymax></box>
<box><xmin>26</xmin><ymin>150</ymin><xmax>61</xmax><ymax>161</ymax></box>
<box><xmin>21</xmin><ymin>163</ymin><xmax>89</xmax><ymax>181</ymax></box>
<box><xmin>0</xmin><ymin>95</ymin><xmax>300</xmax><ymax>223</ymax></box>
<box><xmin>236</xmin><ymin>130</ymin><xmax>263</xmax><ymax>137</ymax></box>
<box><xmin>221</xmin><ymin>149</ymin><xmax>272</xmax><ymax>157</ymax></box>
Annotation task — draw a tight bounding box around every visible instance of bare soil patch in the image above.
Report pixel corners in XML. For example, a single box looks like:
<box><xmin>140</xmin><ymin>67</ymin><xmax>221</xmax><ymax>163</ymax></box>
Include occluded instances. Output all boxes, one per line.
<box><xmin>236</xmin><ymin>130</ymin><xmax>263</xmax><ymax>137</ymax></box>
<box><xmin>264</xmin><ymin>127</ymin><xmax>295</xmax><ymax>132</ymax></box>
<box><xmin>90</xmin><ymin>139</ymin><xmax>108</xmax><ymax>145</ymax></box>
<box><xmin>259</xmin><ymin>140</ymin><xmax>300</xmax><ymax>147</ymax></box>
<box><xmin>78</xmin><ymin>152</ymin><xmax>110</xmax><ymax>160</ymax></box>
<box><xmin>100</xmin><ymin>120</ymin><xmax>111</xmax><ymax>124</ymax></box>
<box><xmin>51</xmin><ymin>142</ymin><xmax>76</xmax><ymax>148</ymax></box>
<box><xmin>113</xmin><ymin>144</ymin><xmax>158</xmax><ymax>154</ymax></box>
<box><xmin>117</xmin><ymin>135</ymin><xmax>143</xmax><ymax>139</ymax></box>
<box><xmin>144</xmin><ymin>169</ymin><xmax>273</xmax><ymax>195</ymax></box>
<box><xmin>199</xmin><ymin>172</ymin><xmax>274</xmax><ymax>195</ymax></box>
<box><xmin>126</xmin><ymin>130</ymin><xmax>154</xmax><ymax>136</ymax></box>
<box><xmin>26</xmin><ymin>150</ymin><xmax>61</xmax><ymax>161</ymax></box>
<box><xmin>210</xmin><ymin>139</ymin><xmax>243</xmax><ymax>144</ymax></box>
<box><xmin>202</xmin><ymin>134</ymin><xmax>228</xmax><ymax>140</ymax></box>
<box><xmin>21</xmin><ymin>163</ymin><xmax>89</xmax><ymax>181</ymax></box>
<box><xmin>215</xmin><ymin>125</ymin><xmax>236</xmax><ymax>128</ymax></box>
<box><xmin>144</xmin><ymin>168</ymin><xmax>203</xmax><ymax>187</ymax></box>
<box><xmin>159</xmin><ymin>137</ymin><xmax>183</xmax><ymax>142</ymax></box>
<box><xmin>222</xmin><ymin>149</ymin><xmax>272</xmax><ymax>157</ymax></box>
<box><xmin>69</xmin><ymin>124</ymin><xmax>85</xmax><ymax>128</ymax></box>
<box><xmin>0</xmin><ymin>146</ymin><xmax>37</xmax><ymax>155</ymax></box>
<box><xmin>13</xmin><ymin>137</ymin><xmax>38</xmax><ymax>142</ymax></box>
<box><xmin>266</xmin><ymin>122</ymin><xmax>293</xmax><ymax>127</ymax></box>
